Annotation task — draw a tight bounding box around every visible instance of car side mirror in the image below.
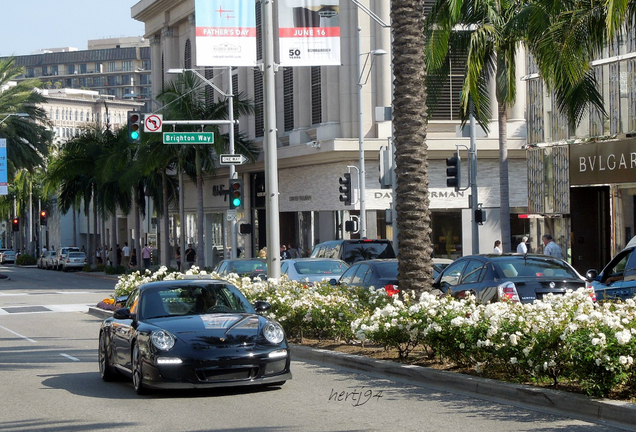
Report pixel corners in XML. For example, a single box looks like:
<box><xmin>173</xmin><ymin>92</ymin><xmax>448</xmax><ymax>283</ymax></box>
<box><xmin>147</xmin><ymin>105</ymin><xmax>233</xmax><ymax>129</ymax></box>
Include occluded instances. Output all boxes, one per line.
<box><xmin>253</xmin><ymin>300</ymin><xmax>271</xmax><ymax>312</ymax></box>
<box><xmin>585</xmin><ymin>269</ymin><xmax>598</xmax><ymax>281</ymax></box>
<box><xmin>329</xmin><ymin>278</ymin><xmax>338</xmax><ymax>285</ymax></box>
<box><xmin>113</xmin><ymin>308</ymin><xmax>133</xmax><ymax>320</ymax></box>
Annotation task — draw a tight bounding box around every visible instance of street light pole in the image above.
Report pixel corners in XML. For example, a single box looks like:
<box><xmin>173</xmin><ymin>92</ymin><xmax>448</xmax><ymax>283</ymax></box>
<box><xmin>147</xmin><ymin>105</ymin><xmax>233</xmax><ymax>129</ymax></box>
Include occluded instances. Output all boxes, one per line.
<box><xmin>0</xmin><ymin>113</ymin><xmax>29</xmax><ymax>125</ymax></box>
<box><xmin>357</xmin><ymin>32</ymin><xmax>386</xmax><ymax>239</ymax></box>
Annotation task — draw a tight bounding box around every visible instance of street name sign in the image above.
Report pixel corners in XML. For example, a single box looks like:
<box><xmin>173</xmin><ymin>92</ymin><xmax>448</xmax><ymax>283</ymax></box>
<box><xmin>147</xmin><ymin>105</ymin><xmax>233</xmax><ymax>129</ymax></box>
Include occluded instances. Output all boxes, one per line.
<box><xmin>163</xmin><ymin>132</ymin><xmax>214</xmax><ymax>144</ymax></box>
<box><xmin>219</xmin><ymin>154</ymin><xmax>249</xmax><ymax>165</ymax></box>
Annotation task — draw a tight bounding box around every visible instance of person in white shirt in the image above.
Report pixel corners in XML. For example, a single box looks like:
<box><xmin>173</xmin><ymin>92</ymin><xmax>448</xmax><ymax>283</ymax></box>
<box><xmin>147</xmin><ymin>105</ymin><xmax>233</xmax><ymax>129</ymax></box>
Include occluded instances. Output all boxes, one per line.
<box><xmin>493</xmin><ymin>240</ymin><xmax>502</xmax><ymax>255</ymax></box>
<box><xmin>517</xmin><ymin>236</ymin><xmax>528</xmax><ymax>254</ymax></box>
<box><xmin>542</xmin><ymin>234</ymin><xmax>563</xmax><ymax>259</ymax></box>
<box><xmin>122</xmin><ymin>242</ymin><xmax>131</xmax><ymax>269</ymax></box>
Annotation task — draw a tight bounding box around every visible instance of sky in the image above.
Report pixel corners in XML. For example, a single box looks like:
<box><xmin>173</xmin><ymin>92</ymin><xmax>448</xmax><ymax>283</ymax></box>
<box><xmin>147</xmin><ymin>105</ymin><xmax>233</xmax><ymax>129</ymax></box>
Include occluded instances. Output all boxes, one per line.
<box><xmin>0</xmin><ymin>0</ymin><xmax>145</xmax><ymax>57</ymax></box>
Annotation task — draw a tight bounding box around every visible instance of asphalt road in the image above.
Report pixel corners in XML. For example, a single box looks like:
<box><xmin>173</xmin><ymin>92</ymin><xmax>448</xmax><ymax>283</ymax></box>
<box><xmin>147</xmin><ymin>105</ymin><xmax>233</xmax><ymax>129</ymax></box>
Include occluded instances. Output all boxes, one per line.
<box><xmin>0</xmin><ymin>266</ymin><xmax>632</xmax><ymax>432</ymax></box>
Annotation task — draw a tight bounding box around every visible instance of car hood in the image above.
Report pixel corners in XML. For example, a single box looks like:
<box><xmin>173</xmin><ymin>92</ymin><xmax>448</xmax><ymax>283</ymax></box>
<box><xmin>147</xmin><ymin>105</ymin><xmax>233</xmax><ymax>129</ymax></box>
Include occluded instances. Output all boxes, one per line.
<box><xmin>509</xmin><ymin>277</ymin><xmax>585</xmax><ymax>302</ymax></box>
<box><xmin>147</xmin><ymin>313</ymin><xmax>267</xmax><ymax>347</ymax></box>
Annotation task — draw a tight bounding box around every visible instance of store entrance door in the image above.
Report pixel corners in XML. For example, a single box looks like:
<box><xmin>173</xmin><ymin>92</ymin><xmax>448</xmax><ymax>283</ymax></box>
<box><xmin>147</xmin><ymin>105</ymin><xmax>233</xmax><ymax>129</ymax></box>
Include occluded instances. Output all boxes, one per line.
<box><xmin>570</xmin><ymin>186</ymin><xmax>610</xmax><ymax>274</ymax></box>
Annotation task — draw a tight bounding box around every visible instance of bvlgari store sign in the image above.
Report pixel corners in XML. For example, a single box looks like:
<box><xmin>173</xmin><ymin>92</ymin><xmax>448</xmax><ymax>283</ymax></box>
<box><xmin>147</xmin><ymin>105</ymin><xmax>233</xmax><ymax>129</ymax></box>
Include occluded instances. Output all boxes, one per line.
<box><xmin>570</xmin><ymin>139</ymin><xmax>636</xmax><ymax>186</ymax></box>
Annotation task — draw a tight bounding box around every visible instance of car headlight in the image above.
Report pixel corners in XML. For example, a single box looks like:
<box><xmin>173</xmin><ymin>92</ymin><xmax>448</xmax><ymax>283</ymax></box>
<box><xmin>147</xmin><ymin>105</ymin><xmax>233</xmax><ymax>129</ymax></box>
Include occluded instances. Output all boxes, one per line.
<box><xmin>263</xmin><ymin>322</ymin><xmax>285</xmax><ymax>344</ymax></box>
<box><xmin>151</xmin><ymin>330</ymin><xmax>175</xmax><ymax>350</ymax></box>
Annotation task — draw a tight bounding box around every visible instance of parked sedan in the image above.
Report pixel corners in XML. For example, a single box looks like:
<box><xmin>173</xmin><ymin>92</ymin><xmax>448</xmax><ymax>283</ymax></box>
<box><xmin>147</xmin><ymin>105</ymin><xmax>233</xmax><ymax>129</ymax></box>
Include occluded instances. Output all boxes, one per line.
<box><xmin>433</xmin><ymin>254</ymin><xmax>586</xmax><ymax>303</ymax></box>
<box><xmin>330</xmin><ymin>259</ymin><xmax>446</xmax><ymax>296</ymax></box>
<box><xmin>0</xmin><ymin>250</ymin><xmax>16</xmax><ymax>264</ymax></box>
<box><xmin>98</xmin><ymin>277</ymin><xmax>291</xmax><ymax>394</ymax></box>
<box><xmin>281</xmin><ymin>258</ymin><xmax>348</xmax><ymax>285</ymax></box>
<box><xmin>214</xmin><ymin>258</ymin><xmax>267</xmax><ymax>280</ymax></box>
<box><xmin>38</xmin><ymin>251</ymin><xmax>56</xmax><ymax>269</ymax></box>
<box><xmin>585</xmin><ymin>235</ymin><xmax>636</xmax><ymax>301</ymax></box>
<box><xmin>61</xmin><ymin>251</ymin><xmax>87</xmax><ymax>272</ymax></box>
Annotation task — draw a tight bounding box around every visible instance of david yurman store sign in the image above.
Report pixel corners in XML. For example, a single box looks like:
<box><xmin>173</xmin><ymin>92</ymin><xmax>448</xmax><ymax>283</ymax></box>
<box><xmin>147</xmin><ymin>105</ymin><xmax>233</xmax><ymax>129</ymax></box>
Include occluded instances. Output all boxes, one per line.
<box><xmin>570</xmin><ymin>139</ymin><xmax>636</xmax><ymax>185</ymax></box>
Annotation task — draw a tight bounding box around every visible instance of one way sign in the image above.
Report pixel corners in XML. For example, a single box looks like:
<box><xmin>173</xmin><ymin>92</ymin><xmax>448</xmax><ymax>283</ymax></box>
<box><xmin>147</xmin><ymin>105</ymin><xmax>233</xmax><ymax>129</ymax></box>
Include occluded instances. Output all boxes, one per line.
<box><xmin>219</xmin><ymin>154</ymin><xmax>248</xmax><ymax>165</ymax></box>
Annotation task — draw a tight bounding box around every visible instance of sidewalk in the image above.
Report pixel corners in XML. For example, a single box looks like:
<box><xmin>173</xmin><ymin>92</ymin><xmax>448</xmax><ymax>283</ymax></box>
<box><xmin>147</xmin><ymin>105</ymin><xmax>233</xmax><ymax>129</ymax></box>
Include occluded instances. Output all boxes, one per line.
<box><xmin>86</xmin><ymin>306</ymin><xmax>636</xmax><ymax>430</ymax></box>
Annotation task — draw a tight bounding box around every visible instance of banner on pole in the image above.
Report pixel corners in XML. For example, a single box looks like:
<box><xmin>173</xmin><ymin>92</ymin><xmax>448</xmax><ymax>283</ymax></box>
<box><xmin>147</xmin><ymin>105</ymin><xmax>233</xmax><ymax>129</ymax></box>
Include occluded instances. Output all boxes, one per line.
<box><xmin>278</xmin><ymin>0</ymin><xmax>341</xmax><ymax>66</ymax></box>
<box><xmin>195</xmin><ymin>0</ymin><xmax>257</xmax><ymax>67</ymax></box>
<box><xmin>0</xmin><ymin>139</ymin><xmax>7</xmax><ymax>195</ymax></box>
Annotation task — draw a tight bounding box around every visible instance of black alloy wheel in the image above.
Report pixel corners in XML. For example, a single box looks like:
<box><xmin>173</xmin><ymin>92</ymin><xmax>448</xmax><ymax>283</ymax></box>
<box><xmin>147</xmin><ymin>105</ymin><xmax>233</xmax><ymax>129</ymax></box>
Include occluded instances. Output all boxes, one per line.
<box><xmin>98</xmin><ymin>332</ymin><xmax>116</xmax><ymax>381</ymax></box>
<box><xmin>132</xmin><ymin>343</ymin><xmax>147</xmax><ymax>395</ymax></box>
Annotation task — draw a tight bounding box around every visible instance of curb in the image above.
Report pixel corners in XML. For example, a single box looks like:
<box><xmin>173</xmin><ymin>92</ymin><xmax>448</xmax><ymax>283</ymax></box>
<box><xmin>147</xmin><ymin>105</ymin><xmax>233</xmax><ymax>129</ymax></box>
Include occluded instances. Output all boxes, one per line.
<box><xmin>291</xmin><ymin>345</ymin><xmax>636</xmax><ymax>430</ymax></box>
<box><xmin>85</xmin><ymin>306</ymin><xmax>636</xmax><ymax>429</ymax></box>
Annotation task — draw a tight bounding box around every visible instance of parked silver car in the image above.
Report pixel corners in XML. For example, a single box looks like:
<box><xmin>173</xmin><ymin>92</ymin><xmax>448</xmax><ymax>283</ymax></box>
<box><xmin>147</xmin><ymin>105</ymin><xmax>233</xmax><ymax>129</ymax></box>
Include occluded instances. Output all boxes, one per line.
<box><xmin>61</xmin><ymin>251</ymin><xmax>87</xmax><ymax>272</ymax></box>
<box><xmin>55</xmin><ymin>247</ymin><xmax>80</xmax><ymax>270</ymax></box>
<box><xmin>1</xmin><ymin>250</ymin><xmax>16</xmax><ymax>264</ymax></box>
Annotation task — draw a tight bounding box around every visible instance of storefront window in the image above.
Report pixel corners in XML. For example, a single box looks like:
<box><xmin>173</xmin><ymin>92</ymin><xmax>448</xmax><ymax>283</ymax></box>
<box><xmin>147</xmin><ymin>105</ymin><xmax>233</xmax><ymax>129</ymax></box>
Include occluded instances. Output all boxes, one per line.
<box><xmin>432</xmin><ymin>211</ymin><xmax>462</xmax><ymax>259</ymax></box>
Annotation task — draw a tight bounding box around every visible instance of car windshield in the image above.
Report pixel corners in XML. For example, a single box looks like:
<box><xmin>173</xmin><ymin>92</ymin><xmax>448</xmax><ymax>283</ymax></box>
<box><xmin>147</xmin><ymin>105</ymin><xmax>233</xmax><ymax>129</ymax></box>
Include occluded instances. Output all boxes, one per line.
<box><xmin>141</xmin><ymin>283</ymin><xmax>255</xmax><ymax>319</ymax></box>
<box><xmin>229</xmin><ymin>260</ymin><xmax>267</xmax><ymax>274</ymax></box>
<box><xmin>293</xmin><ymin>261</ymin><xmax>348</xmax><ymax>275</ymax></box>
<box><xmin>342</xmin><ymin>242</ymin><xmax>395</xmax><ymax>262</ymax></box>
<box><xmin>492</xmin><ymin>256</ymin><xmax>579</xmax><ymax>279</ymax></box>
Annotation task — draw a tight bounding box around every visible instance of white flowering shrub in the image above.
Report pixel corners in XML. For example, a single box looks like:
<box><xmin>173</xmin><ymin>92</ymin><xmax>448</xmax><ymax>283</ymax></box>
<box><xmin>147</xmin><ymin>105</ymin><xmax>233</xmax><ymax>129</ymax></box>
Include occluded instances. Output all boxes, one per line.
<box><xmin>111</xmin><ymin>269</ymin><xmax>636</xmax><ymax>397</ymax></box>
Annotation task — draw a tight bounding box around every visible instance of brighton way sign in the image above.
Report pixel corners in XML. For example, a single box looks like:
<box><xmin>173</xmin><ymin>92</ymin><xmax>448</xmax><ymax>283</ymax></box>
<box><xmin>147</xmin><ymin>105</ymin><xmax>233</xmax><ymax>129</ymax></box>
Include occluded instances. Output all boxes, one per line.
<box><xmin>163</xmin><ymin>132</ymin><xmax>214</xmax><ymax>144</ymax></box>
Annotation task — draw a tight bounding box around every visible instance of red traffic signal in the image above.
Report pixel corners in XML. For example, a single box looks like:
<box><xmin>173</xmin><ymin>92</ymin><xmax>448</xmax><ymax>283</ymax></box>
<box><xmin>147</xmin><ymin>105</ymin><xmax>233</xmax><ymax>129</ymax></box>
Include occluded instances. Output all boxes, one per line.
<box><xmin>40</xmin><ymin>210</ymin><xmax>48</xmax><ymax>225</ymax></box>
<box><xmin>12</xmin><ymin>218</ymin><xmax>19</xmax><ymax>232</ymax></box>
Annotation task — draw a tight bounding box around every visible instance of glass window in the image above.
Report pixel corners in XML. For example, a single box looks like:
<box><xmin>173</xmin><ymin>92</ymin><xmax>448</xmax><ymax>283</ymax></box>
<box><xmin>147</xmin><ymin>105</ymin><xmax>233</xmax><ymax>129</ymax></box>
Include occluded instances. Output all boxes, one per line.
<box><xmin>352</xmin><ymin>264</ymin><xmax>371</xmax><ymax>284</ymax></box>
<box><xmin>461</xmin><ymin>260</ymin><xmax>485</xmax><ymax>284</ymax></box>
<box><xmin>339</xmin><ymin>264</ymin><xmax>359</xmax><ymax>285</ymax></box>
<box><xmin>440</xmin><ymin>260</ymin><xmax>468</xmax><ymax>287</ymax></box>
<box><xmin>51</xmin><ymin>65</ymin><xmax>58</xmax><ymax>75</ymax></box>
<box><xmin>67</xmin><ymin>65</ymin><xmax>75</xmax><ymax>75</ymax></box>
<box><xmin>108</xmin><ymin>62</ymin><xmax>117</xmax><ymax>72</ymax></box>
<box><xmin>283</xmin><ymin>67</ymin><xmax>294</xmax><ymax>132</ymax></box>
<box><xmin>79</xmin><ymin>64</ymin><xmax>87</xmax><ymax>74</ymax></box>
<box><xmin>122</xmin><ymin>61</ymin><xmax>133</xmax><ymax>71</ymax></box>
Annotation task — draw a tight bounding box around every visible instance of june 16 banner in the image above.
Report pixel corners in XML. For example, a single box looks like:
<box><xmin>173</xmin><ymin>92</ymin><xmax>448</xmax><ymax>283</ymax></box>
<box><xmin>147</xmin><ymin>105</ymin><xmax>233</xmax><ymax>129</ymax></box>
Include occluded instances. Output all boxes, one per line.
<box><xmin>0</xmin><ymin>139</ymin><xmax>7</xmax><ymax>195</ymax></box>
<box><xmin>195</xmin><ymin>0</ymin><xmax>257</xmax><ymax>67</ymax></box>
<box><xmin>278</xmin><ymin>0</ymin><xmax>341</xmax><ymax>66</ymax></box>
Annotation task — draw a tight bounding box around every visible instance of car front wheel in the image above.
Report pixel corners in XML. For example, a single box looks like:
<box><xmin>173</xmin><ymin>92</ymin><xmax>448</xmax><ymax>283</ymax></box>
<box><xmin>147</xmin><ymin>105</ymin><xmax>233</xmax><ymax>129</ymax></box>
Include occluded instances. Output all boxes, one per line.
<box><xmin>98</xmin><ymin>332</ymin><xmax>116</xmax><ymax>381</ymax></box>
<box><xmin>132</xmin><ymin>343</ymin><xmax>147</xmax><ymax>395</ymax></box>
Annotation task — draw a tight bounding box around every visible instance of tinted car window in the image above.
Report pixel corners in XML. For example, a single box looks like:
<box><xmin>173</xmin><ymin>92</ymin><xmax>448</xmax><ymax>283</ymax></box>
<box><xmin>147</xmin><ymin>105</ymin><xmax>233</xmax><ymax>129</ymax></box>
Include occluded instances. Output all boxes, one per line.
<box><xmin>342</xmin><ymin>242</ymin><xmax>395</xmax><ymax>263</ymax></box>
<box><xmin>339</xmin><ymin>264</ymin><xmax>359</xmax><ymax>285</ymax></box>
<box><xmin>374</xmin><ymin>261</ymin><xmax>398</xmax><ymax>279</ymax></box>
<box><xmin>293</xmin><ymin>261</ymin><xmax>348</xmax><ymax>275</ymax></box>
<box><xmin>352</xmin><ymin>264</ymin><xmax>371</xmax><ymax>284</ymax></box>
<box><xmin>440</xmin><ymin>260</ymin><xmax>468</xmax><ymax>287</ymax></box>
<box><xmin>461</xmin><ymin>260</ymin><xmax>485</xmax><ymax>284</ymax></box>
<box><xmin>491</xmin><ymin>256</ymin><xmax>579</xmax><ymax>279</ymax></box>
<box><xmin>602</xmin><ymin>249</ymin><xmax>633</xmax><ymax>282</ymax></box>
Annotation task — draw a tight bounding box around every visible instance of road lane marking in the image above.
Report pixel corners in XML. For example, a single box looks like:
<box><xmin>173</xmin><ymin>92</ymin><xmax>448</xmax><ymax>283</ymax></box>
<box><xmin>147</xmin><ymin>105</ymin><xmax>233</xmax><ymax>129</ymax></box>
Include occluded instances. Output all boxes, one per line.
<box><xmin>0</xmin><ymin>304</ymin><xmax>92</xmax><ymax>315</ymax></box>
<box><xmin>0</xmin><ymin>324</ymin><xmax>37</xmax><ymax>343</ymax></box>
<box><xmin>60</xmin><ymin>353</ymin><xmax>80</xmax><ymax>362</ymax></box>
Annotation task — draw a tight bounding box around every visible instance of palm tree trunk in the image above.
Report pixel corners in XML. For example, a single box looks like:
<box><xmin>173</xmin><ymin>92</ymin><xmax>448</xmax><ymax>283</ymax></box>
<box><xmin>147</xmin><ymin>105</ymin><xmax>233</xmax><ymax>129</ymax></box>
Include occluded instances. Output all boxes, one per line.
<box><xmin>111</xmin><ymin>215</ymin><xmax>117</xmax><ymax>266</ymax></box>
<box><xmin>93</xmin><ymin>199</ymin><xmax>98</xmax><ymax>266</ymax></box>
<box><xmin>498</xmin><ymin>102</ymin><xmax>511</xmax><ymax>252</ymax></box>
<box><xmin>392</xmin><ymin>0</ymin><xmax>433</xmax><ymax>293</ymax></box>
<box><xmin>135</xmin><ymin>199</ymin><xmax>141</xmax><ymax>270</ymax></box>
<box><xmin>72</xmin><ymin>203</ymin><xmax>77</xmax><ymax>247</ymax></box>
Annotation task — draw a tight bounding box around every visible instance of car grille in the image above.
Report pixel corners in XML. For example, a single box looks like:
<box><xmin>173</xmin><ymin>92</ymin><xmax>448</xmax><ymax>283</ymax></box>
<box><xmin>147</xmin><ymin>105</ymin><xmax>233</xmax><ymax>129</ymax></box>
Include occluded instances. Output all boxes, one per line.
<box><xmin>196</xmin><ymin>367</ymin><xmax>259</xmax><ymax>382</ymax></box>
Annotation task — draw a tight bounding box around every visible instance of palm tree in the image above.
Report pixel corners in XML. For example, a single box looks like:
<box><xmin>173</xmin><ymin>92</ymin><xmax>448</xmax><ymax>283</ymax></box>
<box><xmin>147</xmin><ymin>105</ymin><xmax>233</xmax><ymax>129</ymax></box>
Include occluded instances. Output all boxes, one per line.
<box><xmin>391</xmin><ymin>0</ymin><xmax>435</xmax><ymax>294</ymax></box>
<box><xmin>0</xmin><ymin>58</ymin><xmax>51</xmax><ymax>174</ymax></box>
<box><xmin>156</xmin><ymin>71</ymin><xmax>258</xmax><ymax>268</ymax></box>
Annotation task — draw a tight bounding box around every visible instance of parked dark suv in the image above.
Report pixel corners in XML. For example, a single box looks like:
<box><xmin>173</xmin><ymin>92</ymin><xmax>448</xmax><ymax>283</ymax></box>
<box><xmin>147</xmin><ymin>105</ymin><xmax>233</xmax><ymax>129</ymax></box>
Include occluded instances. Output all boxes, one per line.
<box><xmin>586</xmin><ymin>236</ymin><xmax>636</xmax><ymax>301</ymax></box>
<box><xmin>310</xmin><ymin>239</ymin><xmax>396</xmax><ymax>265</ymax></box>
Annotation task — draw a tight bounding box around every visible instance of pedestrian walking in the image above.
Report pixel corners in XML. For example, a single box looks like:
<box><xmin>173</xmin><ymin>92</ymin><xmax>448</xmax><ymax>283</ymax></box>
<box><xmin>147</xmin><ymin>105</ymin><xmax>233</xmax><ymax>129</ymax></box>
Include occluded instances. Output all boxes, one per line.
<box><xmin>175</xmin><ymin>246</ymin><xmax>181</xmax><ymax>272</ymax></box>
<box><xmin>517</xmin><ymin>236</ymin><xmax>529</xmax><ymax>254</ymax></box>
<box><xmin>130</xmin><ymin>249</ymin><xmax>138</xmax><ymax>270</ymax></box>
<box><xmin>142</xmin><ymin>243</ymin><xmax>152</xmax><ymax>269</ymax></box>
<box><xmin>542</xmin><ymin>234</ymin><xmax>563</xmax><ymax>259</ymax></box>
<box><xmin>185</xmin><ymin>244</ymin><xmax>196</xmax><ymax>269</ymax></box>
<box><xmin>287</xmin><ymin>243</ymin><xmax>299</xmax><ymax>259</ymax></box>
<box><xmin>122</xmin><ymin>242</ymin><xmax>130</xmax><ymax>269</ymax></box>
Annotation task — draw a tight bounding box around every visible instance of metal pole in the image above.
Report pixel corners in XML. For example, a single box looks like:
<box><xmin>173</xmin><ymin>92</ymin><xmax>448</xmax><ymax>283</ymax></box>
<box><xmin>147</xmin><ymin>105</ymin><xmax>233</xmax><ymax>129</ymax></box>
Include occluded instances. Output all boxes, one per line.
<box><xmin>470</xmin><ymin>113</ymin><xmax>479</xmax><ymax>254</ymax></box>
<box><xmin>228</xmin><ymin>67</ymin><xmax>238</xmax><ymax>259</ymax></box>
<box><xmin>357</xmin><ymin>26</ymin><xmax>367</xmax><ymax>238</ymax></box>
<box><xmin>263</xmin><ymin>0</ymin><xmax>281</xmax><ymax>278</ymax></box>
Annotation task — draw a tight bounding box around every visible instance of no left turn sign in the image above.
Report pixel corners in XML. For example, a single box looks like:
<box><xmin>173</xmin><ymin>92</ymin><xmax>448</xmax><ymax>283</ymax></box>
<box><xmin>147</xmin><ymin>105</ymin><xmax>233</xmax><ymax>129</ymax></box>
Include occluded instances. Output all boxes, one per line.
<box><xmin>144</xmin><ymin>114</ymin><xmax>163</xmax><ymax>132</ymax></box>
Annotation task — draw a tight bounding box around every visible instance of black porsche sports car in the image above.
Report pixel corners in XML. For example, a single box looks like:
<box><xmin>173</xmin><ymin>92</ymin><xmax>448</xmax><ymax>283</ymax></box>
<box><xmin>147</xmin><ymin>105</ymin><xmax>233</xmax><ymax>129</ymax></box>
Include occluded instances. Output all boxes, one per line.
<box><xmin>98</xmin><ymin>276</ymin><xmax>291</xmax><ymax>394</ymax></box>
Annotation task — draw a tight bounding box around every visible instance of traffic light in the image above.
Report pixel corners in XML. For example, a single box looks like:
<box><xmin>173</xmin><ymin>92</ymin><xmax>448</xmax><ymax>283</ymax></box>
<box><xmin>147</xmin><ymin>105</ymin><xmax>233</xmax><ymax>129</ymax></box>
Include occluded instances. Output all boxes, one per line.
<box><xmin>40</xmin><ymin>210</ymin><xmax>48</xmax><ymax>226</ymax></box>
<box><xmin>475</xmin><ymin>209</ymin><xmax>486</xmax><ymax>225</ymax></box>
<box><xmin>229</xmin><ymin>179</ymin><xmax>244</xmax><ymax>210</ymax></box>
<box><xmin>239</xmin><ymin>223</ymin><xmax>252</xmax><ymax>234</ymax></box>
<box><xmin>446</xmin><ymin>152</ymin><xmax>461</xmax><ymax>191</ymax></box>
<box><xmin>339</xmin><ymin>173</ymin><xmax>352</xmax><ymax>206</ymax></box>
<box><xmin>12</xmin><ymin>218</ymin><xmax>19</xmax><ymax>232</ymax></box>
<box><xmin>127</xmin><ymin>111</ymin><xmax>142</xmax><ymax>143</ymax></box>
